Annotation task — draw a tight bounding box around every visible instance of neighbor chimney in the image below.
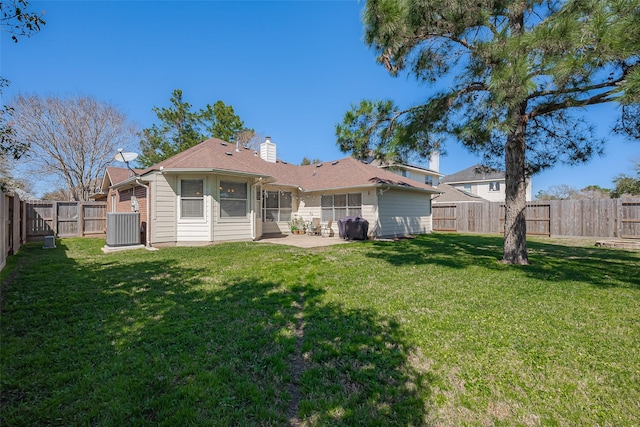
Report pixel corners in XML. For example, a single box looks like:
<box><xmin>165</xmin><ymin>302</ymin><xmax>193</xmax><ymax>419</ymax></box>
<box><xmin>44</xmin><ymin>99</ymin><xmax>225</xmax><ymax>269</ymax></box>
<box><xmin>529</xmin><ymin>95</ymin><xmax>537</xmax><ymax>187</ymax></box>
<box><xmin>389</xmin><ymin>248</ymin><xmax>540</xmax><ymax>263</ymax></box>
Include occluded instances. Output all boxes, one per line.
<box><xmin>429</xmin><ymin>151</ymin><xmax>440</xmax><ymax>173</ymax></box>
<box><xmin>260</xmin><ymin>136</ymin><xmax>276</xmax><ymax>163</ymax></box>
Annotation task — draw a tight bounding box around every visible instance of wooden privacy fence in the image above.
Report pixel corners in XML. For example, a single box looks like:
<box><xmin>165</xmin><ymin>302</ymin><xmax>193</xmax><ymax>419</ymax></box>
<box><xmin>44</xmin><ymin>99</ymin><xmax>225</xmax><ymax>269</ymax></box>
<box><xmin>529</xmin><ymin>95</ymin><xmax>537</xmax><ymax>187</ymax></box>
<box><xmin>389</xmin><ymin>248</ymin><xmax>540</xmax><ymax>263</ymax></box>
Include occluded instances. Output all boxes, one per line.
<box><xmin>433</xmin><ymin>198</ymin><xmax>640</xmax><ymax>239</ymax></box>
<box><xmin>26</xmin><ymin>201</ymin><xmax>107</xmax><ymax>241</ymax></box>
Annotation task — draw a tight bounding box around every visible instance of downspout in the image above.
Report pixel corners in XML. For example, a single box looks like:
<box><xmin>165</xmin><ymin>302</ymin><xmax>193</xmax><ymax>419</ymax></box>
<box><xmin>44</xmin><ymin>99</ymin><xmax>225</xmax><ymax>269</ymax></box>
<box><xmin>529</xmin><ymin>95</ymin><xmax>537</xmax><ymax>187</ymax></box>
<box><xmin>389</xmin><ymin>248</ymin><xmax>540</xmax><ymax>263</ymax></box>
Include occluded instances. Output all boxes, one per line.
<box><xmin>136</xmin><ymin>179</ymin><xmax>151</xmax><ymax>247</ymax></box>
<box><xmin>250</xmin><ymin>177</ymin><xmax>263</xmax><ymax>241</ymax></box>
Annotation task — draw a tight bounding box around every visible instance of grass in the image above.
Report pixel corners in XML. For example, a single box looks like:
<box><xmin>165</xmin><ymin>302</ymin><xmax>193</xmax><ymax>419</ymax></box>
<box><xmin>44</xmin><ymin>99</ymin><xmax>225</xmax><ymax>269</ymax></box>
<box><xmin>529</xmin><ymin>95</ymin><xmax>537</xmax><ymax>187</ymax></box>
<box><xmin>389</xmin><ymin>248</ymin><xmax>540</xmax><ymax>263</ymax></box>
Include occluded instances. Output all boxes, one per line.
<box><xmin>1</xmin><ymin>234</ymin><xmax>639</xmax><ymax>426</ymax></box>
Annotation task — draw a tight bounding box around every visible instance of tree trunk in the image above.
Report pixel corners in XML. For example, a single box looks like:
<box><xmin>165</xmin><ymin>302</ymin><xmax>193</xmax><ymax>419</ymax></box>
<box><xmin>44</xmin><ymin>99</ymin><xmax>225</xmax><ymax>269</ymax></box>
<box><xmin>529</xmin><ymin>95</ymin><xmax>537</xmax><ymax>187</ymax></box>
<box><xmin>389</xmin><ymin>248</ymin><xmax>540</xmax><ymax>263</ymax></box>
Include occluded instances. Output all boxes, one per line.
<box><xmin>502</xmin><ymin>102</ymin><xmax>530</xmax><ymax>265</ymax></box>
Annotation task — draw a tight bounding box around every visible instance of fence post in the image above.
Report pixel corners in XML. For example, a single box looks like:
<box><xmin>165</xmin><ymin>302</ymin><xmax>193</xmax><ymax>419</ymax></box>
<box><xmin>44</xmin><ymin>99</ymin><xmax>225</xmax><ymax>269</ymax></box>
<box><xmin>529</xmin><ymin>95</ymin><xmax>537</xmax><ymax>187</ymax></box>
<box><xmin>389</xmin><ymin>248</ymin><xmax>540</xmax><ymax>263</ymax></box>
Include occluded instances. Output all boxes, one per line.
<box><xmin>615</xmin><ymin>199</ymin><xmax>621</xmax><ymax>238</ymax></box>
<box><xmin>79</xmin><ymin>202</ymin><xmax>85</xmax><ymax>237</ymax></box>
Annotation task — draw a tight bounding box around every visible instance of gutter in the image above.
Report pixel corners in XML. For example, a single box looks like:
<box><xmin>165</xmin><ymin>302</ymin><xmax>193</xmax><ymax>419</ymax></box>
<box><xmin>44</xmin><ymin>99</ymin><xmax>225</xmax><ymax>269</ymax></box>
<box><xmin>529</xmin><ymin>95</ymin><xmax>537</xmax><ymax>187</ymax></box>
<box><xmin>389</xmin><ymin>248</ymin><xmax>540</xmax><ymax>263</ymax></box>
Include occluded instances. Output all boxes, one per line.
<box><xmin>250</xmin><ymin>177</ymin><xmax>265</xmax><ymax>241</ymax></box>
<box><xmin>135</xmin><ymin>179</ymin><xmax>151</xmax><ymax>248</ymax></box>
<box><xmin>298</xmin><ymin>183</ymin><xmax>442</xmax><ymax>194</ymax></box>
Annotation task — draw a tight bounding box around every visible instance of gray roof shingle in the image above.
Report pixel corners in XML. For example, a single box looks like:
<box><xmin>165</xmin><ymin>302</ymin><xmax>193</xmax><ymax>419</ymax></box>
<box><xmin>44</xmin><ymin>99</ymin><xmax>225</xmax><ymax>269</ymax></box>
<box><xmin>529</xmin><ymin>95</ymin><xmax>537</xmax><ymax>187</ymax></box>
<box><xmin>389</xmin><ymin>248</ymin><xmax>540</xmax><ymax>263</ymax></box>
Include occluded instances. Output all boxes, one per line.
<box><xmin>441</xmin><ymin>164</ymin><xmax>505</xmax><ymax>184</ymax></box>
<box><xmin>128</xmin><ymin>138</ymin><xmax>440</xmax><ymax>193</ymax></box>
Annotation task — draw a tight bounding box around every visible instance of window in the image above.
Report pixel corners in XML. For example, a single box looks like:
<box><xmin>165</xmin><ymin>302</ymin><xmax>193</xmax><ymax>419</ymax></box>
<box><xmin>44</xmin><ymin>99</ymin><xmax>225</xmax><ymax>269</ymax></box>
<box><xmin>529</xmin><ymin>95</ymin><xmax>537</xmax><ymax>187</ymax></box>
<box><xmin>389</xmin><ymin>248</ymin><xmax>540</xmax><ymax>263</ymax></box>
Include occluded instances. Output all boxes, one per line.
<box><xmin>321</xmin><ymin>193</ymin><xmax>362</xmax><ymax>221</ymax></box>
<box><xmin>181</xmin><ymin>179</ymin><xmax>204</xmax><ymax>218</ymax></box>
<box><xmin>263</xmin><ymin>190</ymin><xmax>291</xmax><ymax>222</ymax></box>
<box><xmin>348</xmin><ymin>193</ymin><xmax>362</xmax><ymax>217</ymax></box>
<box><xmin>489</xmin><ymin>181</ymin><xmax>501</xmax><ymax>192</ymax></box>
<box><xmin>401</xmin><ymin>169</ymin><xmax>408</xmax><ymax>177</ymax></box>
<box><xmin>220</xmin><ymin>181</ymin><xmax>247</xmax><ymax>217</ymax></box>
<box><xmin>425</xmin><ymin>176</ymin><xmax>433</xmax><ymax>186</ymax></box>
<box><xmin>464</xmin><ymin>184</ymin><xmax>472</xmax><ymax>193</ymax></box>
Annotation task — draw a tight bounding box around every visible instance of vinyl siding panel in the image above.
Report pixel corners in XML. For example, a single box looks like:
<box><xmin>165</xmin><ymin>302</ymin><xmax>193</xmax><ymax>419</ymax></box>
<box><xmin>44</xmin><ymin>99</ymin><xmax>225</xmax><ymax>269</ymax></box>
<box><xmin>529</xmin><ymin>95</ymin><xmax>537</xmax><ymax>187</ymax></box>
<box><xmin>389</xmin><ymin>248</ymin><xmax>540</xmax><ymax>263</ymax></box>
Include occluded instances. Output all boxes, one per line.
<box><xmin>177</xmin><ymin>176</ymin><xmax>211</xmax><ymax>242</ymax></box>
<box><xmin>297</xmin><ymin>188</ymin><xmax>376</xmax><ymax>237</ymax></box>
<box><xmin>151</xmin><ymin>174</ymin><xmax>177</xmax><ymax>243</ymax></box>
<box><xmin>213</xmin><ymin>219</ymin><xmax>253</xmax><ymax>241</ymax></box>
<box><xmin>376</xmin><ymin>190</ymin><xmax>432</xmax><ymax>238</ymax></box>
<box><xmin>211</xmin><ymin>176</ymin><xmax>253</xmax><ymax>242</ymax></box>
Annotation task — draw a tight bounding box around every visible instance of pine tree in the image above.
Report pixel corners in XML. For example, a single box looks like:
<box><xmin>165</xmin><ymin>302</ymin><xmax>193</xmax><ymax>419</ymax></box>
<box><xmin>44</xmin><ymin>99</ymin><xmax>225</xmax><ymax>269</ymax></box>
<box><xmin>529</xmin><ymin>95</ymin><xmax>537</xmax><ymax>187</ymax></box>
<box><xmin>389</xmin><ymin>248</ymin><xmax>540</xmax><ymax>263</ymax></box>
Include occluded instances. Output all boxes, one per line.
<box><xmin>139</xmin><ymin>89</ymin><xmax>203</xmax><ymax>167</ymax></box>
<box><xmin>138</xmin><ymin>90</ymin><xmax>252</xmax><ymax>167</ymax></box>
<box><xmin>337</xmin><ymin>0</ymin><xmax>640</xmax><ymax>264</ymax></box>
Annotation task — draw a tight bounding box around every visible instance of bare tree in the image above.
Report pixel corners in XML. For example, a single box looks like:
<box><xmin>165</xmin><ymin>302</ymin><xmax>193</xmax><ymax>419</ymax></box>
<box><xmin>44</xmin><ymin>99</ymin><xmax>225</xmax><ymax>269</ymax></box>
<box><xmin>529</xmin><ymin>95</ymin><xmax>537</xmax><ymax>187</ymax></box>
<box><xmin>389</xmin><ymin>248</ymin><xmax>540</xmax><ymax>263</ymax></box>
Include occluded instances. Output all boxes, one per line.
<box><xmin>10</xmin><ymin>94</ymin><xmax>136</xmax><ymax>201</ymax></box>
<box><xmin>234</xmin><ymin>129</ymin><xmax>263</xmax><ymax>151</ymax></box>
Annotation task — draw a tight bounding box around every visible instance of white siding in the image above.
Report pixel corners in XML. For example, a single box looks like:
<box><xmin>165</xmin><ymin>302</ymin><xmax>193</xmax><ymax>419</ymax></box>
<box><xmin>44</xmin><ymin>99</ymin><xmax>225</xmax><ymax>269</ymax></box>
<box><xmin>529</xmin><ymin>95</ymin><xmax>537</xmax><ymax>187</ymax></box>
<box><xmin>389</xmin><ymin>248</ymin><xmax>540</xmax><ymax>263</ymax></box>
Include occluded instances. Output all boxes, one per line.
<box><xmin>211</xmin><ymin>176</ymin><xmax>253</xmax><ymax>242</ymax></box>
<box><xmin>387</xmin><ymin>168</ymin><xmax>439</xmax><ymax>186</ymax></box>
<box><xmin>458</xmin><ymin>179</ymin><xmax>531</xmax><ymax>202</ymax></box>
<box><xmin>361</xmin><ymin>190</ymin><xmax>377</xmax><ymax>237</ymax></box>
<box><xmin>297</xmin><ymin>188</ymin><xmax>376</xmax><ymax>237</ymax></box>
<box><xmin>176</xmin><ymin>175</ymin><xmax>211</xmax><ymax>242</ymax></box>
<box><xmin>474</xmin><ymin>181</ymin><xmax>505</xmax><ymax>202</ymax></box>
<box><xmin>150</xmin><ymin>174</ymin><xmax>177</xmax><ymax>244</ymax></box>
<box><xmin>376</xmin><ymin>189</ymin><xmax>432</xmax><ymax>238</ymax></box>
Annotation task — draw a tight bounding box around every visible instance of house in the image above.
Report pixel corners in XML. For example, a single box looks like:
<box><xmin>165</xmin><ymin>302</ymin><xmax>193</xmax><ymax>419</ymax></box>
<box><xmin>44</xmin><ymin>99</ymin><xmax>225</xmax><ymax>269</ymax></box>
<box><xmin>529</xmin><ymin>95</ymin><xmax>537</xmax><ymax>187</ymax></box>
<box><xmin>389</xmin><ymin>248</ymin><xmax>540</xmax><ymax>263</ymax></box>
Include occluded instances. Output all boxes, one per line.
<box><xmin>438</xmin><ymin>164</ymin><xmax>532</xmax><ymax>203</ymax></box>
<box><xmin>431</xmin><ymin>183</ymin><xmax>488</xmax><ymax>204</ymax></box>
<box><xmin>365</xmin><ymin>152</ymin><xmax>443</xmax><ymax>187</ymax></box>
<box><xmin>104</xmin><ymin>137</ymin><xmax>440</xmax><ymax>246</ymax></box>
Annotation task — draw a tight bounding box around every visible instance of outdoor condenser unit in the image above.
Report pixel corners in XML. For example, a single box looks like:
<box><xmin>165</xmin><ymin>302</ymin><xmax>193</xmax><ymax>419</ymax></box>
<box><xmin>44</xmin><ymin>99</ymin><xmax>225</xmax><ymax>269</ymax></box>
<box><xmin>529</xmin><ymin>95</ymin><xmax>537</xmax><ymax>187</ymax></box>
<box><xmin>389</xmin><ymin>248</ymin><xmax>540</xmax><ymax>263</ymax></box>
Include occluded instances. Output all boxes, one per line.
<box><xmin>106</xmin><ymin>212</ymin><xmax>140</xmax><ymax>247</ymax></box>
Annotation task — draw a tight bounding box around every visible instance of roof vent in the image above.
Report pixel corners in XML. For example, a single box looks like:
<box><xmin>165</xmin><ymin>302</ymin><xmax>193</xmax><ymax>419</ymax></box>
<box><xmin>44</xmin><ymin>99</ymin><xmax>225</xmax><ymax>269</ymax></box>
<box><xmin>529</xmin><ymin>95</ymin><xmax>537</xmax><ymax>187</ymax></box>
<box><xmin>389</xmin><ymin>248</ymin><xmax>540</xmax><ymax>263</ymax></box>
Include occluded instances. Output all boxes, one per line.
<box><xmin>316</xmin><ymin>163</ymin><xmax>322</xmax><ymax>167</ymax></box>
<box><xmin>225</xmin><ymin>151</ymin><xmax>232</xmax><ymax>156</ymax></box>
<box><xmin>331</xmin><ymin>161</ymin><xmax>338</xmax><ymax>165</ymax></box>
<box><xmin>220</xmin><ymin>142</ymin><xmax>227</xmax><ymax>146</ymax></box>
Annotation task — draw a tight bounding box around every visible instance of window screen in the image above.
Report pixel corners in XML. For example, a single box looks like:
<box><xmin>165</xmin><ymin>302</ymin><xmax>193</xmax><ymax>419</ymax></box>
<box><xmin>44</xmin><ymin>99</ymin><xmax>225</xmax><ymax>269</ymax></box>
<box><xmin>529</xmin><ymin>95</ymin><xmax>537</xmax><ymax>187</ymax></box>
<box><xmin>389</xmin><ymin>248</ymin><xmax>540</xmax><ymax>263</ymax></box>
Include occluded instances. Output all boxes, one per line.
<box><xmin>321</xmin><ymin>193</ymin><xmax>362</xmax><ymax>221</ymax></box>
<box><xmin>220</xmin><ymin>181</ymin><xmax>247</xmax><ymax>218</ymax></box>
<box><xmin>181</xmin><ymin>179</ymin><xmax>204</xmax><ymax>218</ymax></box>
<box><xmin>263</xmin><ymin>190</ymin><xmax>292</xmax><ymax>221</ymax></box>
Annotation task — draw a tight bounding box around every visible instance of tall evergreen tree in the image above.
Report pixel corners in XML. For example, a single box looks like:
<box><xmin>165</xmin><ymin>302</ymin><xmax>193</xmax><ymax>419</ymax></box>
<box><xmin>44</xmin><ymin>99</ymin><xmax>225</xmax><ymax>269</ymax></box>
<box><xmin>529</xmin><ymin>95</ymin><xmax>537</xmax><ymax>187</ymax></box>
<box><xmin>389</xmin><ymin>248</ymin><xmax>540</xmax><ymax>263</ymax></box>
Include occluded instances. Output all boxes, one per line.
<box><xmin>200</xmin><ymin>100</ymin><xmax>246</xmax><ymax>142</ymax></box>
<box><xmin>138</xmin><ymin>90</ymin><xmax>252</xmax><ymax>167</ymax></box>
<box><xmin>139</xmin><ymin>89</ymin><xmax>203</xmax><ymax>167</ymax></box>
<box><xmin>336</xmin><ymin>0</ymin><xmax>640</xmax><ymax>264</ymax></box>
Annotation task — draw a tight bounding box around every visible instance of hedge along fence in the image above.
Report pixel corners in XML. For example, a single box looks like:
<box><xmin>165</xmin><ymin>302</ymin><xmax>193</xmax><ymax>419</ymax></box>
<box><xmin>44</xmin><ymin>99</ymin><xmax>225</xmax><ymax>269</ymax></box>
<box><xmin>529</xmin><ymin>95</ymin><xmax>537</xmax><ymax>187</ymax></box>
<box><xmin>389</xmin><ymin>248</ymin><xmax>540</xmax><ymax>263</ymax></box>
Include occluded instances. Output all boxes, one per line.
<box><xmin>25</xmin><ymin>201</ymin><xmax>107</xmax><ymax>241</ymax></box>
<box><xmin>432</xmin><ymin>198</ymin><xmax>640</xmax><ymax>239</ymax></box>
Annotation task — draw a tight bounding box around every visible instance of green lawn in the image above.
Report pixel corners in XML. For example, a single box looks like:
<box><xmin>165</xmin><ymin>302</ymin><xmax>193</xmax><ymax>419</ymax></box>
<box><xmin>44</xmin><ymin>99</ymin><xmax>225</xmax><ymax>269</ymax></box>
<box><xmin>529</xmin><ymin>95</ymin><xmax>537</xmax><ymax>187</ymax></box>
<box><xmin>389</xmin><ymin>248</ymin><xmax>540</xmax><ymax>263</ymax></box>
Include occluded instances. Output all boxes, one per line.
<box><xmin>1</xmin><ymin>234</ymin><xmax>639</xmax><ymax>426</ymax></box>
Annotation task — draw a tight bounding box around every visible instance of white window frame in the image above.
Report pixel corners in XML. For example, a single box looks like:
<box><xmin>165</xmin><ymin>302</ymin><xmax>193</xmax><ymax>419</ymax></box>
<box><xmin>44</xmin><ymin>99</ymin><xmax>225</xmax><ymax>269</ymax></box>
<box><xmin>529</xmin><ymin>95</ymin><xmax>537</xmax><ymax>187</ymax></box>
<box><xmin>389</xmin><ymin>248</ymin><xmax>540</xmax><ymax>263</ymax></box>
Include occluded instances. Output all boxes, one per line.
<box><xmin>263</xmin><ymin>190</ymin><xmax>292</xmax><ymax>222</ymax></box>
<box><xmin>179</xmin><ymin>178</ymin><xmax>205</xmax><ymax>221</ymax></box>
<box><xmin>321</xmin><ymin>193</ymin><xmax>362</xmax><ymax>221</ymax></box>
<box><xmin>219</xmin><ymin>180</ymin><xmax>248</xmax><ymax>218</ymax></box>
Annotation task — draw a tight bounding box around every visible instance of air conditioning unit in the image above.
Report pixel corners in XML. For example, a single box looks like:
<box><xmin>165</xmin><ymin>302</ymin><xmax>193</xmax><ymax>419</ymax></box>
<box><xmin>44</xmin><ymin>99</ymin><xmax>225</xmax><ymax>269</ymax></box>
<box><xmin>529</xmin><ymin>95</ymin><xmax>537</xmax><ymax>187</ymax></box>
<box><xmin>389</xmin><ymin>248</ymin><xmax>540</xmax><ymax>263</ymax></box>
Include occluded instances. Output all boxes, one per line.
<box><xmin>106</xmin><ymin>212</ymin><xmax>140</xmax><ymax>247</ymax></box>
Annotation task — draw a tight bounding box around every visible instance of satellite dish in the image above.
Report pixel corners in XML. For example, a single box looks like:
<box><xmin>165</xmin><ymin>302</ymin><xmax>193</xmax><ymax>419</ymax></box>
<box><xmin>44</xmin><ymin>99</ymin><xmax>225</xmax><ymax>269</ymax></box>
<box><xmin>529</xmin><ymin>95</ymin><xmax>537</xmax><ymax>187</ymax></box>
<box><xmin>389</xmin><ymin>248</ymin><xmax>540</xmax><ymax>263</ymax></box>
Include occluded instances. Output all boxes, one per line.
<box><xmin>114</xmin><ymin>151</ymin><xmax>138</xmax><ymax>163</ymax></box>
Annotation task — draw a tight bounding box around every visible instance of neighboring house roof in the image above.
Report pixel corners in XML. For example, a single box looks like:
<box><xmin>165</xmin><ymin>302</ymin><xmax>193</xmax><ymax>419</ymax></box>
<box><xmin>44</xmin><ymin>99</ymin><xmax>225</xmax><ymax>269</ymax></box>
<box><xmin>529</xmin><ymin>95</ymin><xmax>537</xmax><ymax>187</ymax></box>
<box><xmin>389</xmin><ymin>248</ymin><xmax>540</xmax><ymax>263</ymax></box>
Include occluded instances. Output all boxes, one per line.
<box><xmin>364</xmin><ymin>157</ymin><xmax>444</xmax><ymax>177</ymax></box>
<box><xmin>100</xmin><ymin>166</ymin><xmax>143</xmax><ymax>192</ymax></box>
<box><xmin>432</xmin><ymin>183</ymin><xmax>488</xmax><ymax>203</ymax></box>
<box><xmin>126</xmin><ymin>138</ymin><xmax>440</xmax><ymax>194</ymax></box>
<box><xmin>441</xmin><ymin>164</ymin><xmax>505</xmax><ymax>184</ymax></box>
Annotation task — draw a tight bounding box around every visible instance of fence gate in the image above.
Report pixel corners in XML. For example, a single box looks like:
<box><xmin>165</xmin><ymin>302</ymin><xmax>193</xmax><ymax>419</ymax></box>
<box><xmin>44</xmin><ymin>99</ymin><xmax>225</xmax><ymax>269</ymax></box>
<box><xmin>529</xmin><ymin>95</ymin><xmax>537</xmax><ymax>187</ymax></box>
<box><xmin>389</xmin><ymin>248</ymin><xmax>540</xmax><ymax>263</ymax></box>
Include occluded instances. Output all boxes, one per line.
<box><xmin>26</xmin><ymin>201</ymin><xmax>55</xmax><ymax>240</ymax></box>
<box><xmin>57</xmin><ymin>202</ymin><xmax>79</xmax><ymax>237</ymax></box>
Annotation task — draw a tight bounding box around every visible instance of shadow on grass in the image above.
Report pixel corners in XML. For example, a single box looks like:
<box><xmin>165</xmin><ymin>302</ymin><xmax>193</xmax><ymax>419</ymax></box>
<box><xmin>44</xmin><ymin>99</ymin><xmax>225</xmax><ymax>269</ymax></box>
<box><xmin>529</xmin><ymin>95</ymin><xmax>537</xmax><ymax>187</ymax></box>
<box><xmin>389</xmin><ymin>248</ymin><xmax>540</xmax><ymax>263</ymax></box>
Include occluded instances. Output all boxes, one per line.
<box><xmin>367</xmin><ymin>233</ymin><xmax>640</xmax><ymax>289</ymax></box>
<box><xmin>1</xmin><ymin>240</ymin><xmax>432</xmax><ymax>425</ymax></box>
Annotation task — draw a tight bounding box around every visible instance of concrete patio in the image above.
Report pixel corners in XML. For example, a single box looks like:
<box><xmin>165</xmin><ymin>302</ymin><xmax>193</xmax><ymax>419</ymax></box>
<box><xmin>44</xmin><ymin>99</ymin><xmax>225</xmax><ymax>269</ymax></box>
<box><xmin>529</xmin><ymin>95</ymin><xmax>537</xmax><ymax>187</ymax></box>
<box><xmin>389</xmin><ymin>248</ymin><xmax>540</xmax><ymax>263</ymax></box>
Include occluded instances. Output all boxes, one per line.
<box><xmin>256</xmin><ymin>233</ymin><xmax>353</xmax><ymax>248</ymax></box>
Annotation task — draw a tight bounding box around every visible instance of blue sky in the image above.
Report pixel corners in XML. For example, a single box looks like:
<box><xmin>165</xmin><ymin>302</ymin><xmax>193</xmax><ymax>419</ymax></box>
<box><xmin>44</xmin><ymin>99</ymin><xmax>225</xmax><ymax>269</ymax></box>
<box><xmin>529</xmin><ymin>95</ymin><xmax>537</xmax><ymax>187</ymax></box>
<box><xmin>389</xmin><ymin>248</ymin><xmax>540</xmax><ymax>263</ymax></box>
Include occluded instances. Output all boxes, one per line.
<box><xmin>2</xmin><ymin>0</ymin><xmax>638</xmax><ymax>197</ymax></box>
